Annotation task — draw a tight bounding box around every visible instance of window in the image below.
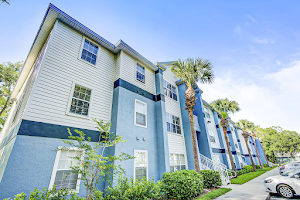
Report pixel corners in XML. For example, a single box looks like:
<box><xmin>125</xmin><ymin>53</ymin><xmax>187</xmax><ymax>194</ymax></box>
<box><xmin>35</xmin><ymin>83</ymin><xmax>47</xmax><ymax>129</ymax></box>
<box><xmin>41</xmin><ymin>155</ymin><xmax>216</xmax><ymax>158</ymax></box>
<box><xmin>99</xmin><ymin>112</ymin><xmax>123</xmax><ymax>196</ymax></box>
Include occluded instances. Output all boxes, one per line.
<box><xmin>136</xmin><ymin>63</ymin><xmax>145</xmax><ymax>83</ymax></box>
<box><xmin>163</xmin><ymin>80</ymin><xmax>177</xmax><ymax>101</ymax></box>
<box><xmin>81</xmin><ymin>39</ymin><xmax>98</xmax><ymax>65</ymax></box>
<box><xmin>69</xmin><ymin>84</ymin><xmax>92</xmax><ymax>116</ymax></box>
<box><xmin>208</xmin><ymin>129</ymin><xmax>215</xmax><ymax>143</ymax></box>
<box><xmin>170</xmin><ymin>154</ymin><xmax>186</xmax><ymax>172</ymax></box>
<box><xmin>203</xmin><ymin>107</ymin><xmax>210</xmax><ymax>118</ymax></box>
<box><xmin>166</xmin><ymin>113</ymin><xmax>181</xmax><ymax>134</ymax></box>
<box><xmin>49</xmin><ymin>148</ymin><xmax>83</xmax><ymax>192</ymax></box>
<box><xmin>134</xmin><ymin>150</ymin><xmax>148</xmax><ymax>181</ymax></box>
<box><xmin>135</xmin><ymin>100</ymin><xmax>147</xmax><ymax>127</ymax></box>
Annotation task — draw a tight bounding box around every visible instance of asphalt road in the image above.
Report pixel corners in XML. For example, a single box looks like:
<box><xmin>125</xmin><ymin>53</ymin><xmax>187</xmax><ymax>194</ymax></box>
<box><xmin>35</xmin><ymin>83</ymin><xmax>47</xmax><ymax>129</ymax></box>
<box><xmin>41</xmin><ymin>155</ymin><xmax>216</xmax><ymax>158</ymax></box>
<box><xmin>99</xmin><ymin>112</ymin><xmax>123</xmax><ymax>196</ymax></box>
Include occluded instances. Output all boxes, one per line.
<box><xmin>215</xmin><ymin>167</ymin><xmax>300</xmax><ymax>200</ymax></box>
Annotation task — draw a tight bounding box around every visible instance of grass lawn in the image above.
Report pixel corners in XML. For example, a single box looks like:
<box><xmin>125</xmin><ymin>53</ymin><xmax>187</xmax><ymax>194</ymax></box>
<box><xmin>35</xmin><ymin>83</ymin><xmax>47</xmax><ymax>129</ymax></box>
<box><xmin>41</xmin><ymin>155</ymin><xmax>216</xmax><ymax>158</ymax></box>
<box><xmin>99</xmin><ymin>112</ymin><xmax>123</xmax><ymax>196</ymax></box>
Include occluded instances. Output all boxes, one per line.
<box><xmin>231</xmin><ymin>170</ymin><xmax>266</xmax><ymax>184</ymax></box>
<box><xmin>196</xmin><ymin>188</ymin><xmax>232</xmax><ymax>200</ymax></box>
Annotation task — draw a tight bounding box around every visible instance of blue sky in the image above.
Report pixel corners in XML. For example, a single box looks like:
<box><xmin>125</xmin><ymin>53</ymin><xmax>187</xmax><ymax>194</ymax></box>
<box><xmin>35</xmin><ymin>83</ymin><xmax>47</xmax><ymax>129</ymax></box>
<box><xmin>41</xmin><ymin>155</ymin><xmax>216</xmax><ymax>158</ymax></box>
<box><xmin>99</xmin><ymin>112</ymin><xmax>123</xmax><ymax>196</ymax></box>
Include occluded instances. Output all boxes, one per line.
<box><xmin>1</xmin><ymin>0</ymin><xmax>300</xmax><ymax>133</ymax></box>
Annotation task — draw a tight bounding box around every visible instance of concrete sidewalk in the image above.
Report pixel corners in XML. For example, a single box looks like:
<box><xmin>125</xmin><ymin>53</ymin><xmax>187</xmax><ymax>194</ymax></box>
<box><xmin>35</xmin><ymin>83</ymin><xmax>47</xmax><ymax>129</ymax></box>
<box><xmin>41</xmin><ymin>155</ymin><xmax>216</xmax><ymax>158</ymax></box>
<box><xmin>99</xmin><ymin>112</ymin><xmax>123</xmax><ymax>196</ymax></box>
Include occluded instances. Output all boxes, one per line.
<box><xmin>216</xmin><ymin>168</ymin><xmax>279</xmax><ymax>200</ymax></box>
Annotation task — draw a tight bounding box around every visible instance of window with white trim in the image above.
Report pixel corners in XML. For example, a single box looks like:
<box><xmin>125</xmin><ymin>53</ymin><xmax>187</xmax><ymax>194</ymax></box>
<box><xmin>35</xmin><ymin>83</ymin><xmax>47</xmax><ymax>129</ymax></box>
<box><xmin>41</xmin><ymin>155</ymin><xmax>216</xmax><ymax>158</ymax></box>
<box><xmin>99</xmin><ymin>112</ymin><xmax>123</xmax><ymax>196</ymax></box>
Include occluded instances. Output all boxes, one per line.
<box><xmin>69</xmin><ymin>84</ymin><xmax>92</xmax><ymax>116</ymax></box>
<box><xmin>203</xmin><ymin>107</ymin><xmax>211</xmax><ymax>119</ymax></box>
<box><xmin>49</xmin><ymin>148</ymin><xmax>83</xmax><ymax>192</ymax></box>
<box><xmin>134</xmin><ymin>150</ymin><xmax>148</xmax><ymax>181</ymax></box>
<box><xmin>169</xmin><ymin>154</ymin><xmax>186</xmax><ymax>172</ymax></box>
<box><xmin>234</xmin><ymin>140</ymin><xmax>239</xmax><ymax>149</ymax></box>
<box><xmin>208</xmin><ymin>129</ymin><xmax>216</xmax><ymax>143</ymax></box>
<box><xmin>166</xmin><ymin>113</ymin><xmax>181</xmax><ymax>134</ymax></box>
<box><xmin>136</xmin><ymin>63</ymin><xmax>145</xmax><ymax>83</ymax></box>
<box><xmin>135</xmin><ymin>100</ymin><xmax>147</xmax><ymax>127</ymax></box>
<box><xmin>163</xmin><ymin>80</ymin><xmax>177</xmax><ymax>101</ymax></box>
<box><xmin>80</xmin><ymin>39</ymin><xmax>98</xmax><ymax>65</ymax></box>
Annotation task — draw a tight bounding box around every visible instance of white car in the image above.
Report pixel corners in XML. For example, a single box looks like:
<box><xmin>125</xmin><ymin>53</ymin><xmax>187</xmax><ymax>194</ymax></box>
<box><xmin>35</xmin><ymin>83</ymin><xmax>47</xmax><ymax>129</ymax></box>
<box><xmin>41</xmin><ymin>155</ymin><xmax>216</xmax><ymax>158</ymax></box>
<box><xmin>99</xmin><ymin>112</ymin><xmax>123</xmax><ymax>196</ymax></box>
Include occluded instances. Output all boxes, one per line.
<box><xmin>279</xmin><ymin>162</ymin><xmax>300</xmax><ymax>175</ymax></box>
<box><xmin>264</xmin><ymin>168</ymin><xmax>300</xmax><ymax>198</ymax></box>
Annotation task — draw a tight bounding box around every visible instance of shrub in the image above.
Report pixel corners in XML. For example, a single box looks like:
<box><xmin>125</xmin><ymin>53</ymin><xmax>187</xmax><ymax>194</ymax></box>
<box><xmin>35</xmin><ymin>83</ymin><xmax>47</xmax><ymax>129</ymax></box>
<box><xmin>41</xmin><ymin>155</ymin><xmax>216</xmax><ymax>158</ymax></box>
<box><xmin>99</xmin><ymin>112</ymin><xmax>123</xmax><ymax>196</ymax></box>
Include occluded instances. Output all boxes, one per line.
<box><xmin>237</xmin><ymin>169</ymin><xmax>247</xmax><ymax>176</ymax></box>
<box><xmin>243</xmin><ymin>165</ymin><xmax>254</xmax><ymax>173</ymax></box>
<box><xmin>263</xmin><ymin>164</ymin><xmax>268</xmax><ymax>168</ymax></box>
<box><xmin>4</xmin><ymin>186</ymin><xmax>84</xmax><ymax>200</ymax></box>
<box><xmin>105</xmin><ymin>175</ymin><xmax>163</xmax><ymax>200</ymax></box>
<box><xmin>200</xmin><ymin>170</ymin><xmax>222</xmax><ymax>188</ymax></box>
<box><xmin>255</xmin><ymin>165</ymin><xmax>260</xmax><ymax>169</ymax></box>
<box><xmin>161</xmin><ymin>169</ymin><xmax>204</xmax><ymax>199</ymax></box>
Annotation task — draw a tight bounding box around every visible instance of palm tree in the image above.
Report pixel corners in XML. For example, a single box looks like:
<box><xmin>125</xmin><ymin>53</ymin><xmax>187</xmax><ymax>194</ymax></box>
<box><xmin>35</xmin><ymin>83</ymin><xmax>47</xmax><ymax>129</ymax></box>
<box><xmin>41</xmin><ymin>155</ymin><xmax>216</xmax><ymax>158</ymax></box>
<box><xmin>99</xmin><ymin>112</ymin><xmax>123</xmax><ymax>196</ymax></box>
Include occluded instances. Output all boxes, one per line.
<box><xmin>251</xmin><ymin>133</ymin><xmax>263</xmax><ymax>169</ymax></box>
<box><xmin>210</xmin><ymin>98</ymin><xmax>240</xmax><ymax>172</ymax></box>
<box><xmin>171</xmin><ymin>58</ymin><xmax>214</xmax><ymax>173</ymax></box>
<box><xmin>237</xmin><ymin>119</ymin><xmax>257</xmax><ymax>172</ymax></box>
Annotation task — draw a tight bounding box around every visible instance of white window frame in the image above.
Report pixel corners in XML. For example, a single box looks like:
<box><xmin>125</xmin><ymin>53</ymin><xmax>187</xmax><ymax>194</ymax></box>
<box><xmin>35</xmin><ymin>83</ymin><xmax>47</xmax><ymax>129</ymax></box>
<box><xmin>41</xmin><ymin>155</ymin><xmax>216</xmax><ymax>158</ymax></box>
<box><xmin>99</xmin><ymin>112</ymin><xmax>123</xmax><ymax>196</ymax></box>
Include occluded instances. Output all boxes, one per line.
<box><xmin>49</xmin><ymin>147</ymin><xmax>84</xmax><ymax>193</ymax></box>
<box><xmin>66</xmin><ymin>82</ymin><xmax>93</xmax><ymax>119</ymax></box>
<box><xmin>166</xmin><ymin>113</ymin><xmax>181</xmax><ymax>135</ymax></box>
<box><xmin>208</xmin><ymin>129</ymin><xmax>216</xmax><ymax>143</ymax></box>
<box><xmin>134</xmin><ymin>99</ymin><xmax>147</xmax><ymax>128</ymax></box>
<box><xmin>133</xmin><ymin>150</ymin><xmax>148</xmax><ymax>181</ymax></box>
<box><xmin>163</xmin><ymin>80</ymin><xmax>178</xmax><ymax>101</ymax></box>
<box><xmin>78</xmin><ymin>36</ymin><xmax>100</xmax><ymax>67</ymax></box>
<box><xmin>169</xmin><ymin>154</ymin><xmax>186</xmax><ymax>172</ymax></box>
<box><xmin>136</xmin><ymin>63</ymin><xmax>145</xmax><ymax>84</ymax></box>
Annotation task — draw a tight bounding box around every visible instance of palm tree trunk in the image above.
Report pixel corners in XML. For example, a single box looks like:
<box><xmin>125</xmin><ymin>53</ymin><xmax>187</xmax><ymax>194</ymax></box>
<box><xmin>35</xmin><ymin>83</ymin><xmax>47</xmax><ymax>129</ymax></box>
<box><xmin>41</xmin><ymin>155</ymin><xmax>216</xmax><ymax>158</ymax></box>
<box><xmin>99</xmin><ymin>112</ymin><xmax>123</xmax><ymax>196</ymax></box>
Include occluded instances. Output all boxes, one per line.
<box><xmin>245</xmin><ymin>140</ymin><xmax>257</xmax><ymax>172</ymax></box>
<box><xmin>0</xmin><ymin>97</ymin><xmax>9</xmax><ymax>117</ymax></box>
<box><xmin>188</xmin><ymin>109</ymin><xmax>201</xmax><ymax>173</ymax></box>
<box><xmin>253</xmin><ymin>139</ymin><xmax>262</xmax><ymax>169</ymax></box>
<box><xmin>184</xmin><ymin>84</ymin><xmax>200</xmax><ymax>173</ymax></box>
<box><xmin>221</xmin><ymin>121</ymin><xmax>236</xmax><ymax>172</ymax></box>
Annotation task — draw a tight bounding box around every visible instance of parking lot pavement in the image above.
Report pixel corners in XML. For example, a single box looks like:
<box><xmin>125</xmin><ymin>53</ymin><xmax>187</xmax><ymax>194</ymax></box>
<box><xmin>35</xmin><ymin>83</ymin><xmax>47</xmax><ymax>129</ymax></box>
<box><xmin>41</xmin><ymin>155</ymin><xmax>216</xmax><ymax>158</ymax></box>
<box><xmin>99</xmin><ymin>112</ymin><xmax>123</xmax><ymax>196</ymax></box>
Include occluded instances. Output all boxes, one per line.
<box><xmin>216</xmin><ymin>167</ymin><xmax>279</xmax><ymax>200</ymax></box>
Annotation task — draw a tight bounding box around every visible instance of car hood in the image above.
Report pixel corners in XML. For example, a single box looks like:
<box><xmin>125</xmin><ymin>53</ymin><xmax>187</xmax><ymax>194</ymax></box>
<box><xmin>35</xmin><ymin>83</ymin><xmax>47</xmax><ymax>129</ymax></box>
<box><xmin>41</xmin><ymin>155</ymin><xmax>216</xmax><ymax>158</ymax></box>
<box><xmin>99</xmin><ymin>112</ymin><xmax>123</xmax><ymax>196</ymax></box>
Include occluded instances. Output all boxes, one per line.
<box><xmin>265</xmin><ymin>175</ymin><xmax>290</xmax><ymax>180</ymax></box>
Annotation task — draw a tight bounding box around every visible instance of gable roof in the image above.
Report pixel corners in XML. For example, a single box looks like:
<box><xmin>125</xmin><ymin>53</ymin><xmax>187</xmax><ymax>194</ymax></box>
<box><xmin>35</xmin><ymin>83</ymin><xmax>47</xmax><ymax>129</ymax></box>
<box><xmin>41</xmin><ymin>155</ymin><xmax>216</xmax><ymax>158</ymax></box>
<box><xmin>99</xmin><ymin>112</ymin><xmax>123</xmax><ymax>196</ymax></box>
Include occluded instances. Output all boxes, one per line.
<box><xmin>12</xmin><ymin>3</ymin><xmax>157</xmax><ymax>99</ymax></box>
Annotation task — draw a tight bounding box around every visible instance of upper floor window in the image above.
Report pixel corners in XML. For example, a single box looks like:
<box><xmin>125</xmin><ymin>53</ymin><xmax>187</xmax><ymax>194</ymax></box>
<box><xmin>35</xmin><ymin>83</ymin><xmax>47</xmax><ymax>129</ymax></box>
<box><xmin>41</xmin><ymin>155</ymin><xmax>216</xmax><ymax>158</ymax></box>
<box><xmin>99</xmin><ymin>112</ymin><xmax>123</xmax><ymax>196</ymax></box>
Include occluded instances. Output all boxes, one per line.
<box><xmin>135</xmin><ymin>100</ymin><xmax>147</xmax><ymax>127</ymax></box>
<box><xmin>163</xmin><ymin>80</ymin><xmax>177</xmax><ymax>101</ymax></box>
<box><xmin>134</xmin><ymin>150</ymin><xmax>148</xmax><ymax>181</ymax></box>
<box><xmin>170</xmin><ymin>154</ymin><xmax>186</xmax><ymax>172</ymax></box>
<box><xmin>81</xmin><ymin>39</ymin><xmax>98</xmax><ymax>65</ymax></box>
<box><xmin>49</xmin><ymin>147</ymin><xmax>83</xmax><ymax>192</ymax></box>
<box><xmin>69</xmin><ymin>84</ymin><xmax>92</xmax><ymax>116</ymax></box>
<box><xmin>208</xmin><ymin>129</ymin><xmax>215</xmax><ymax>143</ymax></box>
<box><xmin>136</xmin><ymin>63</ymin><xmax>145</xmax><ymax>83</ymax></box>
<box><xmin>234</xmin><ymin>140</ymin><xmax>239</xmax><ymax>149</ymax></box>
<box><xmin>203</xmin><ymin>107</ymin><xmax>211</xmax><ymax>119</ymax></box>
<box><xmin>166</xmin><ymin>113</ymin><xmax>181</xmax><ymax>134</ymax></box>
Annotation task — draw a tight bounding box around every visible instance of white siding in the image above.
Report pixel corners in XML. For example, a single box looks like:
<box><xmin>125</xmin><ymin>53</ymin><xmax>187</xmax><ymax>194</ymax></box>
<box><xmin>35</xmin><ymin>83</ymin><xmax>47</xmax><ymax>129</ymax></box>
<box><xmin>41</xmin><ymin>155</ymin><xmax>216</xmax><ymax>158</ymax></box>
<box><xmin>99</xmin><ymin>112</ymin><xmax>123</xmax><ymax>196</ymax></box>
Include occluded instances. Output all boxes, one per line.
<box><xmin>205</xmin><ymin>106</ymin><xmax>221</xmax><ymax>149</ymax></box>
<box><xmin>163</xmin><ymin>65</ymin><xmax>187</xmax><ymax>159</ymax></box>
<box><xmin>23</xmin><ymin>21</ymin><xmax>116</xmax><ymax>130</ymax></box>
<box><xmin>238</xmin><ymin>129</ymin><xmax>248</xmax><ymax>155</ymax></box>
<box><xmin>118</xmin><ymin>51</ymin><xmax>156</xmax><ymax>94</ymax></box>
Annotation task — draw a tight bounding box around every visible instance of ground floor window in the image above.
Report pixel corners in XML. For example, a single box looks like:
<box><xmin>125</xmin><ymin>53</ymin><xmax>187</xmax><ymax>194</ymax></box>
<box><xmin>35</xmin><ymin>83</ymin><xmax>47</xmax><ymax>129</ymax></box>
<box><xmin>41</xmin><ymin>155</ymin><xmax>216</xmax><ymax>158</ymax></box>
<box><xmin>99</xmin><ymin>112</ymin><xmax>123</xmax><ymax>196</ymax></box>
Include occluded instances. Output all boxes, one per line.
<box><xmin>169</xmin><ymin>154</ymin><xmax>186</xmax><ymax>172</ymax></box>
<box><xmin>134</xmin><ymin>150</ymin><xmax>148</xmax><ymax>181</ymax></box>
<box><xmin>49</xmin><ymin>147</ymin><xmax>83</xmax><ymax>192</ymax></box>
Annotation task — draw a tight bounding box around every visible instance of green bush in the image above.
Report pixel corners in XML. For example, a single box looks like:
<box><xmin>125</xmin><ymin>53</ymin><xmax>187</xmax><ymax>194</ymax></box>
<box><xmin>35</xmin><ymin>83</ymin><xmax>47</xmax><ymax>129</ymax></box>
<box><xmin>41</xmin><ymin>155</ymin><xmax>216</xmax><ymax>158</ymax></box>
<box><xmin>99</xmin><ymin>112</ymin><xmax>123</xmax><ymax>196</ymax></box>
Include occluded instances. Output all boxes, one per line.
<box><xmin>243</xmin><ymin>165</ymin><xmax>254</xmax><ymax>173</ymax></box>
<box><xmin>4</xmin><ymin>186</ymin><xmax>85</xmax><ymax>200</ymax></box>
<box><xmin>237</xmin><ymin>169</ymin><xmax>247</xmax><ymax>176</ymax></box>
<box><xmin>161</xmin><ymin>169</ymin><xmax>204</xmax><ymax>199</ymax></box>
<box><xmin>105</xmin><ymin>175</ymin><xmax>163</xmax><ymax>200</ymax></box>
<box><xmin>200</xmin><ymin>170</ymin><xmax>222</xmax><ymax>188</ymax></box>
<box><xmin>255</xmin><ymin>165</ymin><xmax>260</xmax><ymax>169</ymax></box>
<box><xmin>263</xmin><ymin>164</ymin><xmax>268</xmax><ymax>168</ymax></box>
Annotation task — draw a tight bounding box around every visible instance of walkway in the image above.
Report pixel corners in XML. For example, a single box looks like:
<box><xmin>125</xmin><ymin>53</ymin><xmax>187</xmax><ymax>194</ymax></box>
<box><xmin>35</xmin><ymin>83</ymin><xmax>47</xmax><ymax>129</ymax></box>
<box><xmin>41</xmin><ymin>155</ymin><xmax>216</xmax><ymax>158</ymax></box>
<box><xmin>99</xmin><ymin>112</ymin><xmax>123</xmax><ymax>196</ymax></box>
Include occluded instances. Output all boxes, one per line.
<box><xmin>216</xmin><ymin>167</ymin><xmax>279</xmax><ymax>200</ymax></box>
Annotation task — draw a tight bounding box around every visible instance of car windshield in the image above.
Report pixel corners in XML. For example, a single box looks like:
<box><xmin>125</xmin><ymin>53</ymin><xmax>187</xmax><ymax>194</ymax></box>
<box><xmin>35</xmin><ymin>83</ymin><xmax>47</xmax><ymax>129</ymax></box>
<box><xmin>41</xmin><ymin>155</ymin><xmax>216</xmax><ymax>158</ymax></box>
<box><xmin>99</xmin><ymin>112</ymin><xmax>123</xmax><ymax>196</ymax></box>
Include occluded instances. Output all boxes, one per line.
<box><xmin>284</xmin><ymin>168</ymin><xmax>300</xmax><ymax>176</ymax></box>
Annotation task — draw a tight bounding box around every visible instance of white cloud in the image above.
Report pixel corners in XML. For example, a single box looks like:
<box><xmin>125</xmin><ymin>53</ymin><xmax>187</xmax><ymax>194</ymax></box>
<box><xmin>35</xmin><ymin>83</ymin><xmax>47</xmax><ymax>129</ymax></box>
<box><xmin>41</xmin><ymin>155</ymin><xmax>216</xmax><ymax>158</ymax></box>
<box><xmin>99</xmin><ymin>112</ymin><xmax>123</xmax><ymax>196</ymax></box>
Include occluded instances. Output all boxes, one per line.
<box><xmin>234</xmin><ymin>25</ymin><xmax>242</xmax><ymax>34</ymax></box>
<box><xmin>252</xmin><ymin>38</ymin><xmax>275</xmax><ymax>44</ymax></box>
<box><xmin>245</xmin><ymin>14</ymin><xmax>256</xmax><ymax>23</ymax></box>
<box><xmin>198</xmin><ymin>61</ymin><xmax>300</xmax><ymax>133</ymax></box>
<box><xmin>276</xmin><ymin>60</ymin><xmax>281</xmax><ymax>66</ymax></box>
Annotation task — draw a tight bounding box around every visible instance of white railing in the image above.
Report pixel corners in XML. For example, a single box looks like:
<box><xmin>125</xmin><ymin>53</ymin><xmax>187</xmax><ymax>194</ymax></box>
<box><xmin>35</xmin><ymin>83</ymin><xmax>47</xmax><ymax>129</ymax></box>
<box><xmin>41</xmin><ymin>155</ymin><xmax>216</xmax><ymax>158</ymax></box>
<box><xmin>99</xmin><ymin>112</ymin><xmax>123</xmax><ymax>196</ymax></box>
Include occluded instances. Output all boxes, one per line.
<box><xmin>199</xmin><ymin>153</ymin><xmax>232</xmax><ymax>185</ymax></box>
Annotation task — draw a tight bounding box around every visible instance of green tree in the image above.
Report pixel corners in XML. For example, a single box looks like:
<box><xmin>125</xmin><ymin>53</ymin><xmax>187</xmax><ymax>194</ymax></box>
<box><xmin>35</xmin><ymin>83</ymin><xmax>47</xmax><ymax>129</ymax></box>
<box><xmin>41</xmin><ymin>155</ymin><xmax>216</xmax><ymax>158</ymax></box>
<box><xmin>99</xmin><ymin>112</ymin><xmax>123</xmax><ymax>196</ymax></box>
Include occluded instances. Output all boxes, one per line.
<box><xmin>61</xmin><ymin>119</ymin><xmax>134</xmax><ymax>200</ymax></box>
<box><xmin>0</xmin><ymin>61</ymin><xmax>23</xmax><ymax>131</ymax></box>
<box><xmin>275</xmin><ymin>130</ymin><xmax>300</xmax><ymax>160</ymax></box>
<box><xmin>237</xmin><ymin>119</ymin><xmax>257</xmax><ymax>171</ymax></box>
<box><xmin>210</xmin><ymin>98</ymin><xmax>240</xmax><ymax>172</ymax></box>
<box><xmin>171</xmin><ymin>58</ymin><xmax>214</xmax><ymax>173</ymax></box>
